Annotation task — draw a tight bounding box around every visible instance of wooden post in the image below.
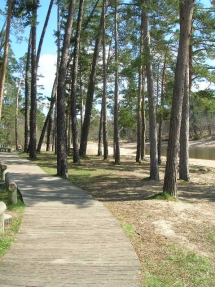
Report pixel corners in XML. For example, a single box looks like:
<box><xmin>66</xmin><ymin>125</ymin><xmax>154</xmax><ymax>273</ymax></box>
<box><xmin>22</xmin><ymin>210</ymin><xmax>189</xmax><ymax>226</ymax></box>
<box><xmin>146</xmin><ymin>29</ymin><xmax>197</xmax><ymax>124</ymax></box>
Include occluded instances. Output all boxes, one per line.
<box><xmin>5</xmin><ymin>173</ymin><xmax>17</xmax><ymax>205</ymax></box>
<box><xmin>0</xmin><ymin>201</ymin><xmax>6</xmax><ymax>235</ymax></box>
<box><xmin>0</xmin><ymin>162</ymin><xmax>7</xmax><ymax>181</ymax></box>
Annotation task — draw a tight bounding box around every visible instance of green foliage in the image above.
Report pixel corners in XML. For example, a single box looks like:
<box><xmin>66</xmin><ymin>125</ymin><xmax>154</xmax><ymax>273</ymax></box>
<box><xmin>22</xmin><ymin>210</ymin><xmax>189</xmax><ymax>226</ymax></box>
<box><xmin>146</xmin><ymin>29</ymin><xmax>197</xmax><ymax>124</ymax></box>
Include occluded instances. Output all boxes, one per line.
<box><xmin>0</xmin><ymin>187</ymin><xmax>25</xmax><ymax>259</ymax></box>
<box><xmin>149</xmin><ymin>191</ymin><xmax>177</xmax><ymax>201</ymax></box>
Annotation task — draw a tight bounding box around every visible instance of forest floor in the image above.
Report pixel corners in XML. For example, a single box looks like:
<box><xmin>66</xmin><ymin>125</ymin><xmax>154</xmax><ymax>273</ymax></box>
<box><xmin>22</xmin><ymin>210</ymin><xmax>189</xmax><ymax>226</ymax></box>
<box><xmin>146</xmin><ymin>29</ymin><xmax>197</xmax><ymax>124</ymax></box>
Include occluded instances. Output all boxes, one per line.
<box><xmin>76</xmin><ymin>140</ymin><xmax>215</xmax><ymax>286</ymax></box>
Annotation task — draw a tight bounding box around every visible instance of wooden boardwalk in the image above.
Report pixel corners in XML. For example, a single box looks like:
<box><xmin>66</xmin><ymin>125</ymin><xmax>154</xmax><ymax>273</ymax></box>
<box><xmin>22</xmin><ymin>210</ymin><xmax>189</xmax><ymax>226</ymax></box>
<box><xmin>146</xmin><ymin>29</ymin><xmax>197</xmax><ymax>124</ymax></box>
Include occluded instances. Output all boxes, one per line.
<box><xmin>0</xmin><ymin>153</ymin><xmax>141</xmax><ymax>286</ymax></box>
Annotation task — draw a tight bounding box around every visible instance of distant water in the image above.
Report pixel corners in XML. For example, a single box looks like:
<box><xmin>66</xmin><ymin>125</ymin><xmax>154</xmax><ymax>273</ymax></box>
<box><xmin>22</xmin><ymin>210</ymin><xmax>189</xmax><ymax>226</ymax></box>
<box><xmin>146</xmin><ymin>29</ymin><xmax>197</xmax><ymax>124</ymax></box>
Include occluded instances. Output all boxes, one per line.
<box><xmin>146</xmin><ymin>146</ymin><xmax>215</xmax><ymax>160</ymax></box>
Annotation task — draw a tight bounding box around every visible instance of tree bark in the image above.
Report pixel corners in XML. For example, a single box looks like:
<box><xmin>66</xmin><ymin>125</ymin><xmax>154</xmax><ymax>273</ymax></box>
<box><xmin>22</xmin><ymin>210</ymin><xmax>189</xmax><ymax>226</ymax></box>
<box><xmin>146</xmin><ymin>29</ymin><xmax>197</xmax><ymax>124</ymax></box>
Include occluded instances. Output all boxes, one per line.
<box><xmin>114</xmin><ymin>0</ymin><xmax>120</xmax><ymax>165</ymax></box>
<box><xmin>70</xmin><ymin>0</ymin><xmax>84</xmax><ymax>164</ymax></box>
<box><xmin>36</xmin><ymin>0</ymin><xmax>54</xmax><ymax>68</ymax></box>
<box><xmin>179</xmin><ymin>56</ymin><xmax>190</xmax><ymax>181</ymax></box>
<box><xmin>142</xmin><ymin>2</ymin><xmax>159</xmax><ymax>180</ymax></box>
<box><xmin>158</xmin><ymin>59</ymin><xmax>166</xmax><ymax>165</ymax></box>
<box><xmin>141</xmin><ymin>68</ymin><xmax>146</xmax><ymax>160</ymax></box>
<box><xmin>29</xmin><ymin>1</ymin><xmax>37</xmax><ymax>160</ymax></box>
<box><xmin>0</xmin><ymin>0</ymin><xmax>12</xmax><ymax>119</ymax></box>
<box><xmin>98</xmin><ymin>107</ymin><xmax>103</xmax><ymax>156</ymax></box>
<box><xmin>24</xmin><ymin>29</ymin><xmax>31</xmax><ymax>153</ymax></box>
<box><xmin>79</xmin><ymin>4</ymin><xmax>106</xmax><ymax>157</ymax></box>
<box><xmin>102</xmin><ymin>0</ymin><xmax>108</xmax><ymax>160</ymax></box>
<box><xmin>37</xmin><ymin>78</ymin><xmax>57</xmax><ymax>152</ymax></box>
<box><xmin>163</xmin><ymin>0</ymin><xmax>194</xmax><ymax>197</ymax></box>
<box><xmin>57</xmin><ymin>0</ymin><xmax>76</xmax><ymax>177</ymax></box>
<box><xmin>15</xmin><ymin>76</ymin><xmax>22</xmax><ymax>151</ymax></box>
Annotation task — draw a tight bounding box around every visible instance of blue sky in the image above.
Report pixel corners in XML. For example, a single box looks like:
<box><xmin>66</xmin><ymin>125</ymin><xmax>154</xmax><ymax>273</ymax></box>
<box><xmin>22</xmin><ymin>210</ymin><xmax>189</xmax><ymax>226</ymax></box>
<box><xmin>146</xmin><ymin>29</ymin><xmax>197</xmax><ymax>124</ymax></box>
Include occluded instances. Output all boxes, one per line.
<box><xmin>0</xmin><ymin>1</ymin><xmax>58</xmax><ymax>101</ymax></box>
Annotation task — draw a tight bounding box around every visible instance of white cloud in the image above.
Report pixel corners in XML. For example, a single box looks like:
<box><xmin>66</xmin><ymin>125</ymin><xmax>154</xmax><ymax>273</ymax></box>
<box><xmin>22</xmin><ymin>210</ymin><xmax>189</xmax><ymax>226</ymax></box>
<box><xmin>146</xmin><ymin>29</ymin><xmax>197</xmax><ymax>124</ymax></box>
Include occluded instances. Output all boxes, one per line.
<box><xmin>37</xmin><ymin>54</ymin><xmax>57</xmax><ymax>97</ymax></box>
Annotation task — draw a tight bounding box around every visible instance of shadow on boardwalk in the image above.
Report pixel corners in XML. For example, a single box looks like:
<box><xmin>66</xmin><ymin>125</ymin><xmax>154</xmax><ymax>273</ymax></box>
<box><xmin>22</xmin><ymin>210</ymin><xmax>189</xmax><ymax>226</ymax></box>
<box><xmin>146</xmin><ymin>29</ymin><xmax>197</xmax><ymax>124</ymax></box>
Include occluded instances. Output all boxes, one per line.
<box><xmin>0</xmin><ymin>152</ymin><xmax>142</xmax><ymax>287</ymax></box>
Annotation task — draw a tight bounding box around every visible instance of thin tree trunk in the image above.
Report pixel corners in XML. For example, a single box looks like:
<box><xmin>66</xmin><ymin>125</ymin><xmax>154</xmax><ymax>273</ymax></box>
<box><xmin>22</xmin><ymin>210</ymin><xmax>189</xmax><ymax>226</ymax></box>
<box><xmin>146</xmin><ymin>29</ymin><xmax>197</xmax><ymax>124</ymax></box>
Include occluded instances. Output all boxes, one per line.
<box><xmin>57</xmin><ymin>0</ymin><xmax>76</xmax><ymax>177</ymax></box>
<box><xmin>37</xmin><ymin>78</ymin><xmax>57</xmax><ymax>152</ymax></box>
<box><xmin>98</xmin><ymin>107</ymin><xmax>103</xmax><ymax>156</ymax></box>
<box><xmin>79</xmin><ymin>4</ymin><xmax>106</xmax><ymax>157</ymax></box>
<box><xmin>163</xmin><ymin>0</ymin><xmax>194</xmax><ymax>197</ymax></box>
<box><xmin>141</xmin><ymin>68</ymin><xmax>146</xmax><ymax>160</ymax></box>
<box><xmin>0</xmin><ymin>0</ymin><xmax>12</xmax><ymax>119</ymax></box>
<box><xmin>136</xmin><ymin>67</ymin><xmax>142</xmax><ymax>163</ymax></box>
<box><xmin>158</xmin><ymin>59</ymin><xmax>166</xmax><ymax>165</ymax></box>
<box><xmin>70</xmin><ymin>0</ymin><xmax>84</xmax><ymax>164</ymax></box>
<box><xmin>29</xmin><ymin>1</ymin><xmax>37</xmax><ymax>160</ymax></box>
<box><xmin>142</xmin><ymin>2</ymin><xmax>159</xmax><ymax>180</ymax></box>
<box><xmin>24</xmin><ymin>29</ymin><xmax>32</xmax><ymax>153</ymax></box>
<box><xmin>15</xmin><ymin>76</ymin><xmax>22</xmax><ymax>150</ymax></box>
<box><xmin>102</xmin><ymin>0</ymin><xmax>108</xmax><ymax>160</ymax></box>
<box><xmin>136</xmin><ymin>18</ymin><xmax>144</xmax><ymax>163</ymax></box>
<box><xmin>114</xmin><ymin>0</ymin><xmax>120</xmax><ymax>165</ymax></box>
<box><xmin>46</xmin><ymin>114</ymin><xmax>53</xmax><ymax>151</ymax></box>
<box><xmin>36</xmin><ymin>0</ymin><xmax>54</xmax><ymax>67</ymax></box>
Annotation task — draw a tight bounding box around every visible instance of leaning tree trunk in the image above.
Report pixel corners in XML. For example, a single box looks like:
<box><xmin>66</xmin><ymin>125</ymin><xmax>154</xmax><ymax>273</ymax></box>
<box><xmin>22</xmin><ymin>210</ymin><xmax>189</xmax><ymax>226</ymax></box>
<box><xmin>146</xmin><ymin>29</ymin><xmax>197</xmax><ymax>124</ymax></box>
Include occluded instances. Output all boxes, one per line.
<box><xmin>37</xmin><ymin>78</ymin><xmax>57</xmax><ymax>152</ymax></box>
<box><xmin>163</xmin><ymin>0</ymin><xmax>194</xmax><ymax>197</ymax></box>
<box><xmin>57</xmin><ymin>0</ymin><xmax>76</xmax><ymax>177</ymax></box>
<box><xmin>79</xmin><ymin>6</ymin><xmax>105</xmax><ymax>157</ymax></box>
<box><xmin>36</xmin><ymin>0</ymin><xmax>54</xmax><ymax>67</ymax></box>
<box><xmin>29</xmin><ymin>1</ymin><xmax>37</xmax><ymax>160</ymax></box>
<box><xmin>142</xmin><ymin>2</ymin><xmax>159</xmax><ymax>180</ymax></box>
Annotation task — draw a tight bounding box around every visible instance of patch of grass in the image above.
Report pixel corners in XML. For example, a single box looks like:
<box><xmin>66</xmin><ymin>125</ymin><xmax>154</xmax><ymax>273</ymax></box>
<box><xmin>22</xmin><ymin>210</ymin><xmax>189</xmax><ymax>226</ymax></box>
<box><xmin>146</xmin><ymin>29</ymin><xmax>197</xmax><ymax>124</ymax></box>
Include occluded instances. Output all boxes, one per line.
<box><xmin>149</xmin><ymin>191</ymin><xmax>177</xmax><ymax>201</ymax></box>
<box><xmin>143</xmin><ymin>245</ymin><xmax>215</xmax><ymax>287</ymax></box>
<box><xmin>27</xmin><ymin>152</ymin><xmax>118</xmax><ymax>188</ymax></box>
<box><xmin>122</xmin><ymin>222</ymin><xmax>136</xmax><ymax>240</ymax></box>
<box><xmin>0</xmin><ymin>186</ymin><xmax>25</xmax><ymax>259</ymax></box>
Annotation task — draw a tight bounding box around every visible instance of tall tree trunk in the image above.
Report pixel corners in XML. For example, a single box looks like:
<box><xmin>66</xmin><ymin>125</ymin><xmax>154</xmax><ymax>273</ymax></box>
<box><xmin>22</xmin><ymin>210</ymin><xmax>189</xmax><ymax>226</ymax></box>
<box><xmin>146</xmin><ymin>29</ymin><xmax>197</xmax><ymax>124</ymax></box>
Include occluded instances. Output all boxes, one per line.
<box><xmin>0</xmin><ymin>0</ymin><xmax>12</xmax><ymax>119</ymax></box>
<box><xmin>163</xmin><ymin>0</ymin><xmax>194</xmax><ymax>197</ymax></box>
<box><xmin>24</xmin><ymin>30</ymin><xmax>31</xmax><ymax>153</ymax></box>
<box><xmin>158</xmin><ymin>59</ymin><xmax>166</xmax><ymax>165</ymax></box>
<box><xmin>102</xmin><ymin>0</ymin><xmax>108</xmax><ymax>160</ymax></box>
<box><xmin>15</xmin><ymin>76</ymin><xmax>22</xmax><ymax>150</ymax></box>
<box><xmin>136</xmin><ymin>67</ymin><xmax>142</xmax><ymax>163</ymax></box>
<box><xmin>114</xmin><ymin>0</ymin><xmax>120</xmax><ymax>165</ymax></box>
<box><xmin>79</xmin><ymin>5</ymin><xmax>106</xmax><ymax>157</ymax></box>
<box><xmin>29</xmin><ymin>1</ymin><xmax>37</xmax><ymax>160</ymax></box>
<box><xmin>136</xmin><ymin>17</ymin><xmax>144</xmax><ymax>163</ymax></box>
<box><xmin>142</xmin><ymin>2</ymin><xmax>159</xmax><ymax>180</ymax></box>
<box><xmin>179</xmin><ymin>55</ymin><xmax>190</xmax><ymax>181</ymax></box>
<box><xmin>70</xmin><ymin>0</ymin><xmax>84</xmax><ymax>164</ymax></box>
<box><xmin>57</xmin><ymin>0</ymin><xmax>76</xmax><ymax>177</ymax></box>
<box><xmin>141</xmin><ymin>69</ymin><xmax>146</xmax><ymax>160</ymax></box>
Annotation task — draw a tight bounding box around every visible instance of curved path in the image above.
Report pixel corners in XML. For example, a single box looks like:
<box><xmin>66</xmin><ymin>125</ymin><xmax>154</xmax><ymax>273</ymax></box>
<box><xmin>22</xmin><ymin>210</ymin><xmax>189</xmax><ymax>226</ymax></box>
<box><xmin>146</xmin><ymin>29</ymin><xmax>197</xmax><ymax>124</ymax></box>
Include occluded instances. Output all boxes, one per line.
<box><xmin>0</xmin><ymin>153</ymin><xmax>141</xmax><ymax>287</ymax></box>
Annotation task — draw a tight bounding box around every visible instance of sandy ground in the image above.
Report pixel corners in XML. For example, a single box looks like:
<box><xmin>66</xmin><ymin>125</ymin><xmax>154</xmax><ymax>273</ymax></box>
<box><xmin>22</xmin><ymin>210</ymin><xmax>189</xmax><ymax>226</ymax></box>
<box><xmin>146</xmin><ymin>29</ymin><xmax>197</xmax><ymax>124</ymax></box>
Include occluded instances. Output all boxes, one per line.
<box><xmin>82</xmin><ymin>140</ymin><xmax>215</xmax><ymax>278</ymax></box>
